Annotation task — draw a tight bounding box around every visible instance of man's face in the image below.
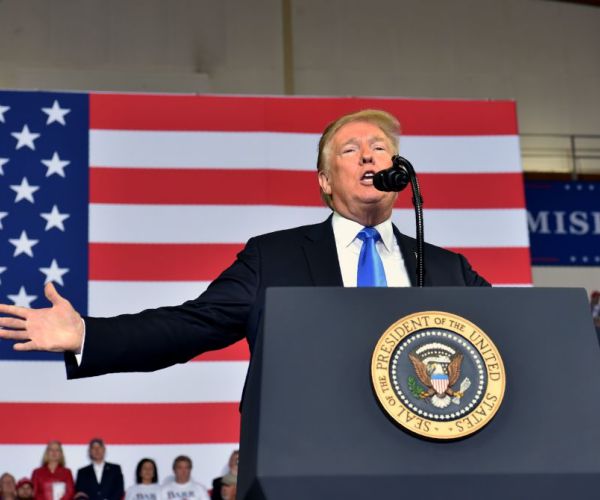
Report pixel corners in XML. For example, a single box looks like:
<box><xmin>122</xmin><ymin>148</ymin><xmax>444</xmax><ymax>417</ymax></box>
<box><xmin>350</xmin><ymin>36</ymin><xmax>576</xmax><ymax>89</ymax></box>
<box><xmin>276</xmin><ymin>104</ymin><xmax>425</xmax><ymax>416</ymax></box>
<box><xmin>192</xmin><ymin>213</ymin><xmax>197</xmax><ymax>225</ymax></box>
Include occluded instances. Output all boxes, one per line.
<box><xmin>173</xmin><ymin>461</ymin><xmax>191</xmax><ymax>484</ymax></box>
<box><xmin>318</xmin><ymin>121</ymin><xmax>397</xmax><ymax>223</ymax></box>
<box><xmin>17</xmin><ymin>484</ymin><xmax>33</xmax><ymax>500</ymax></box>
<box><xmin>89</xmin><ymin>443</ymin><xmax>106</xmax><ymax>463</ymax></box>
<box><xmin>220</xmin><ymin>484</ymin><xmax>236</xmax><ymax>500</ymax></box>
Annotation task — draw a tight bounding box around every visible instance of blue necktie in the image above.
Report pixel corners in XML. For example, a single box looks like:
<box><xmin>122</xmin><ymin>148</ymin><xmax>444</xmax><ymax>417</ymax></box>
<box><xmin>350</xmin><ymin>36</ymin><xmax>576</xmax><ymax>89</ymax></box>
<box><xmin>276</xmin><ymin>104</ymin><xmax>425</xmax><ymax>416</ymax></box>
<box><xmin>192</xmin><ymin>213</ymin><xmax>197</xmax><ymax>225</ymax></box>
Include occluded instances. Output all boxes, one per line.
<box><xmin>356</xmin><ymin>227</ymin><xmax>387</xmax><ymax>287</ymax></box>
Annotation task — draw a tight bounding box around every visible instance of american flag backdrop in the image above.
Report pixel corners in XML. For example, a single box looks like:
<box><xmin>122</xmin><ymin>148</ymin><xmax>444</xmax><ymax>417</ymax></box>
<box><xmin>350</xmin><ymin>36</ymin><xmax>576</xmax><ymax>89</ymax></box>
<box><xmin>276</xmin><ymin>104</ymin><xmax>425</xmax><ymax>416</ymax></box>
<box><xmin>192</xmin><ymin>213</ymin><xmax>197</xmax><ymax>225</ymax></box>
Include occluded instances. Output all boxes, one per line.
<box><xmin>0</xmin><ymin>91</ymin><xmax>531</xmax><ymax>486</ymax></box>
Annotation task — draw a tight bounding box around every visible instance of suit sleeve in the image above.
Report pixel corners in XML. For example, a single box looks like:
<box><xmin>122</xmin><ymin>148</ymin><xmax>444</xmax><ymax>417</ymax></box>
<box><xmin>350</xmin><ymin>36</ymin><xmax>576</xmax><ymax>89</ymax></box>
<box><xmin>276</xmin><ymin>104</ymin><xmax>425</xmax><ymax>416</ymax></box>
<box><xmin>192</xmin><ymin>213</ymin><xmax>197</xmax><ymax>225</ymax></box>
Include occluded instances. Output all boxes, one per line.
<box><xmin>65</xmin><ymin>237</ymin><xmax>261</xmax><ymax>379</ymax></box>
<box><xmin>112</xmin><ymin>466</ymin><xmax>124</xmax><ymax>500</ymax></box>
<box><xmin>458</xmin><ymin>253</ymin><xmax>491</xmax><ymax>287</ymax></box>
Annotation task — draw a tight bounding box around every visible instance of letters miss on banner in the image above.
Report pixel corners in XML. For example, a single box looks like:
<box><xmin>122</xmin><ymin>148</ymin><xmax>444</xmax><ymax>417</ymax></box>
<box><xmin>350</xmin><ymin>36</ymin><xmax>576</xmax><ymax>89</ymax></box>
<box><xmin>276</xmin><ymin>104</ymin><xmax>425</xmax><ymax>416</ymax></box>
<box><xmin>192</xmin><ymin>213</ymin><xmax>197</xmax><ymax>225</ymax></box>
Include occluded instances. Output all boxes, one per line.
<box><xmin>525</xmin><ymin>180</ymin><xmax>600</xmax><ymax>266</ymax></box>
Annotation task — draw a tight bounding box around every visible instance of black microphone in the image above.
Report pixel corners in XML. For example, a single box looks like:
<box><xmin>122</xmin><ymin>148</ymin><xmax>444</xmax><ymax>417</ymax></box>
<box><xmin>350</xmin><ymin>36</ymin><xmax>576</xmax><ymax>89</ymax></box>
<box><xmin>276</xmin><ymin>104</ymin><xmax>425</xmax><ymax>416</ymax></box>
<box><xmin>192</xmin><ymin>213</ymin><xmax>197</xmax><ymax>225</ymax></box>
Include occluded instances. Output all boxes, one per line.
<box><xmin>373</xmin><ymin>155</ymin><xmax>410</xmax><ymax>192</ymax></box>
<box><xmin>373</xmin><ymin>154</ymin><xmax>426</xmax><ymax>286</ymax></box>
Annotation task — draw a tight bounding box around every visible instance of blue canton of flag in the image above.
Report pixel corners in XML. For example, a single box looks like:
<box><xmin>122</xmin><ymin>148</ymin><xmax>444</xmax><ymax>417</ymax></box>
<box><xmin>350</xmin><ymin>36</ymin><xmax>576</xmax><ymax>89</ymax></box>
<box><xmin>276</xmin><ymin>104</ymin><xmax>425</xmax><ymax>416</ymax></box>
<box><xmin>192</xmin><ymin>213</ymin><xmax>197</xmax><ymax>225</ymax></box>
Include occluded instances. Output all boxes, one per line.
<box><xmin>0</xmin><ymin>91</ymin><xmax>89</xmax><ymax>360</ymax></box>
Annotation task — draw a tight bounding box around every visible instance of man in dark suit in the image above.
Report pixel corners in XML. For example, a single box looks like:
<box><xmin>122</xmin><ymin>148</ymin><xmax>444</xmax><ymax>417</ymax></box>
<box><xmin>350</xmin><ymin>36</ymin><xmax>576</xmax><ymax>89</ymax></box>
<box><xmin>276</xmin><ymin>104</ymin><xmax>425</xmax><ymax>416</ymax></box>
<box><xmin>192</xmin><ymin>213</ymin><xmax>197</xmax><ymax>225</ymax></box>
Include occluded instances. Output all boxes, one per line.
<box><xmin>75</xmin><ymin>439</ymin><xmax>124</xmax><ymax>500</ymax></box>
<box><xmin>0</xmin><ymin>109</ymin><xmax>488</xmax><ymax>372</ymax></box>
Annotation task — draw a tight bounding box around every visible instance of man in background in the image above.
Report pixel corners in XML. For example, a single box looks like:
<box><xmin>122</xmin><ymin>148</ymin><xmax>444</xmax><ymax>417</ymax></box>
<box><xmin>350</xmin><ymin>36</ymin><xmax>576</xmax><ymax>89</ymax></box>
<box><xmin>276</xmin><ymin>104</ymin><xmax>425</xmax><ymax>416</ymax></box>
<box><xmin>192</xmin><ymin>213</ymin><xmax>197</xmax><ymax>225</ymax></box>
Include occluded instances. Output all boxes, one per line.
<box><xmin>75</xmin><ymin>439</ymin><xmax>124</xmax><ymax>500</ymax></box>
<box><xmin>160</xmin><ymin>456</ymin><xmax>209</xmax><ymax>500</ymax></box>
<box><xmin>210</xmin><ymin>450</ymin><xmax>238</xmax><ymax>500</ymax></box>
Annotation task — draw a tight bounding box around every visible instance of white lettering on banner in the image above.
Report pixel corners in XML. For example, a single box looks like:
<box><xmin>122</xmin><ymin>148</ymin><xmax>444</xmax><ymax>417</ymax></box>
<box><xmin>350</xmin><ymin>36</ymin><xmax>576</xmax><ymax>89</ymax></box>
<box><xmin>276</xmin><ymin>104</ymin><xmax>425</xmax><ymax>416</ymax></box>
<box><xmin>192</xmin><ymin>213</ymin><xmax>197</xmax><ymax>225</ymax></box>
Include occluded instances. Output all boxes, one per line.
<box><xmin>527</xmin><ymin>210</ymin><xmax>600</xmax><ymax>236</ymax></box>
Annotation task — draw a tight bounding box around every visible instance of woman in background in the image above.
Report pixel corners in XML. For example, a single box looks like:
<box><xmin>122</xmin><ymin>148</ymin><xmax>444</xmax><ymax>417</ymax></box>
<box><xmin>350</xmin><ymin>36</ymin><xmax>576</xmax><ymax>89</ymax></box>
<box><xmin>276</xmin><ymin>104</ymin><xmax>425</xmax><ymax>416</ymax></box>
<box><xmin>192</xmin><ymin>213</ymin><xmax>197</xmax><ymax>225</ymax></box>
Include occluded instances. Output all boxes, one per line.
<box><xmin>31</xmin><ymin>441</ymin><xmax>74</xmax><ymax>500</ymax></box>
<box><xmin>0</xmin><ymin>472</ymin><xmax>17</xmax><ymax>500</ymax></box>
<box><xmin>125</xmin><ymin>459</ymin><xmax>160</xmax><ymax>500</ymax></box>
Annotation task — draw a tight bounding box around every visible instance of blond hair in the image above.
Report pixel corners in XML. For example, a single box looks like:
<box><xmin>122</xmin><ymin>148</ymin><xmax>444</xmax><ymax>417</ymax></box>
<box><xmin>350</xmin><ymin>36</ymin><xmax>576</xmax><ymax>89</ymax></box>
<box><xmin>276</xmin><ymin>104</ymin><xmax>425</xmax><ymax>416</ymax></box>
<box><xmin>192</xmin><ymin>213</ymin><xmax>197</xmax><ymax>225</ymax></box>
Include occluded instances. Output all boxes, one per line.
<box><xmin>316</xmin><ymin>109</ymin><xmax>400</xmax><ymax>207</ymax></box>
<box><xmin>42</xmin><ymin>440</ymin><xmax>66</xmax><ymax>467</ymax></box>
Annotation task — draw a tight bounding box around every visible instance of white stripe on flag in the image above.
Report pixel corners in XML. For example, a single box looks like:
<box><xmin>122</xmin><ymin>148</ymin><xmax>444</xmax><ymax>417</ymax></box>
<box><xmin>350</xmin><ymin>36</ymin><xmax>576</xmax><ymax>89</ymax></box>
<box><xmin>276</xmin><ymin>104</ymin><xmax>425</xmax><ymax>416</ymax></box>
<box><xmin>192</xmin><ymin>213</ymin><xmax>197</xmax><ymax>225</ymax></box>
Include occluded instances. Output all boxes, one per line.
<box><xmin>0</xmin><ymin>361</ymin><xmax>247</xmax><ymax>403</ymax></box>
<box><xmin>393</xmin><ymin>209</ymin><xmax>530</xmax><ymax>248</ymax></box>
<box><xmin>90</xmin><ymin>131</ymin><xmax>522</xmax><ymax>173</ymax></box>
<box><xmin>89</xmin><ymin>205</ymin><xmax>529</xmax><ymax>248</ymax></box>
<box><xmin>89</xmin><ymin>281</ymin><xmax>210</xmax><ymax>315</ymax></box>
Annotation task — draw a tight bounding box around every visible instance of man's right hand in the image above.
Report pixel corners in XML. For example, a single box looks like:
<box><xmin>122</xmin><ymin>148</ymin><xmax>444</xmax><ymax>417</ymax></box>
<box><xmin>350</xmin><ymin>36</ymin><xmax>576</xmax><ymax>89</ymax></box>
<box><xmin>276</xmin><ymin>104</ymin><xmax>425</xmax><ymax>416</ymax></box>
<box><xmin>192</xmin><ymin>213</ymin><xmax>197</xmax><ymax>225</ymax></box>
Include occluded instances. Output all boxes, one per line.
<box><xmin>0</xmin><ymin>282</ymin><xmax>84</xmax><ymax>353</ymax></box>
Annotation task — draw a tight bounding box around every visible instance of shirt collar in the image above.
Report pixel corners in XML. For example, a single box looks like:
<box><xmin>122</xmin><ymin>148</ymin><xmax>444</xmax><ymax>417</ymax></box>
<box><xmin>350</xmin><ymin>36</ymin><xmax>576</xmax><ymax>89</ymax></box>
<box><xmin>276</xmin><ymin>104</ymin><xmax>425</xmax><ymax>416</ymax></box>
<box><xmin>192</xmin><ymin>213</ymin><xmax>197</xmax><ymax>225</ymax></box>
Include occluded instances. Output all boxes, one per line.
<box><xmin>331</xmin><ymin>212</ymin><xmax>394</xmax><ymax>252</ymax></box>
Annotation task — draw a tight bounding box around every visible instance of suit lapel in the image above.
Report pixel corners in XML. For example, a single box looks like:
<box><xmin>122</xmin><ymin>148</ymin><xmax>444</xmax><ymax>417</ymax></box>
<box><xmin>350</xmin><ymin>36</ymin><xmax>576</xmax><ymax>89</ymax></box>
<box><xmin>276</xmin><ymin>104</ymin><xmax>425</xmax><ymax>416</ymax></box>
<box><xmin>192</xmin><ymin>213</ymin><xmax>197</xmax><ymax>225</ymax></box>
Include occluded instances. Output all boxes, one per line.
<box><xmin>302</xmin><ymin>216</ymin><xmax>344</xmax><ymax>286</ymax></box>
<box><xmin>301</xmin><ymin>218</ymin><xmax>425</xmax><ymax>287</ymax></box>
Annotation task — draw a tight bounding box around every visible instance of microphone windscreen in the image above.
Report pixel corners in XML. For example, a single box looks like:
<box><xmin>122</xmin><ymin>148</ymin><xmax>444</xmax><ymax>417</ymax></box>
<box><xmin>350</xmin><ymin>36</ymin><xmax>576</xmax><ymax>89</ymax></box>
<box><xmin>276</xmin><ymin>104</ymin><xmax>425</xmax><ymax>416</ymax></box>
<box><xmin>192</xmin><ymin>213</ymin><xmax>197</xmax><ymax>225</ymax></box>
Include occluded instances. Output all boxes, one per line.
<box><xmin>373</xmin><ymin>166</ymin><xmax>409</xmax><ymax>192</ymax></box>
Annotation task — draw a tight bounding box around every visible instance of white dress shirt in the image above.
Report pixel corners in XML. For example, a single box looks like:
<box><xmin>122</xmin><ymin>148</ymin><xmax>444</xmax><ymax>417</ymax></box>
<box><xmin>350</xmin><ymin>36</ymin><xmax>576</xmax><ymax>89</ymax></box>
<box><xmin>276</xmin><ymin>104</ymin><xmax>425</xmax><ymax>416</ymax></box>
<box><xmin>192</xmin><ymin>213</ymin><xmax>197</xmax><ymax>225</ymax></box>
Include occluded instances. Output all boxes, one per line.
<box><xmin>93</xmin><ymin>461</ymin><xmax>104</xmax><ymax>484</ymax></box>
<box><xmin>331</xmin><ymin>212</ymin><xmax>411</xmax><ymax>287</ymax></box>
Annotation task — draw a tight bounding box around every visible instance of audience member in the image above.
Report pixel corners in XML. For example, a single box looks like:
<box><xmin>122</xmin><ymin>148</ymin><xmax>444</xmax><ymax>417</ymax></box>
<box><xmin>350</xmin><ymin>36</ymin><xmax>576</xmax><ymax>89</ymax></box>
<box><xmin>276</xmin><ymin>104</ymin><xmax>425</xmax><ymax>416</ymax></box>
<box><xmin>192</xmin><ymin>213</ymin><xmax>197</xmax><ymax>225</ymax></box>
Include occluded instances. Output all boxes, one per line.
<box><xmin>31</xmin><ymin>441</ymin><xmax>75</xmax><ymax>500</ymax></box>
<box><xmin>591</xmin><ymin>291</ymin><xmax>600</xmax><ymax>331</ymax></box>
<box><xmin>160</xmin><ymin>456</ymin><xmax>208</xmax><ymax>500</ymax></box>
<box><xmin>125</xmin><ymin>459</ymin><xmax>160</xmax><ymax>500</ymax></box>
<box><xmin>210</xmin><ymin>451</ymin><xmax>238</xmax><ymax>500</ymax></box>
<box><xmin>0</xmin><ymin>473</ymin><xmax>17</xmax><ymax>500</ymax></box>
<box><xmin>75</xmin><ymin>439</ymin><xmax>124</xmax><ymax>500</ymax></box>
<box><xmin>218</xmin><ymin>475</ymin><xmax>235</xmax><ymax>500</ymax></box>
<box><xmin>15</xmin><ymin>479</ymin><xmax>34</xmax><ymax>500</ymax></box>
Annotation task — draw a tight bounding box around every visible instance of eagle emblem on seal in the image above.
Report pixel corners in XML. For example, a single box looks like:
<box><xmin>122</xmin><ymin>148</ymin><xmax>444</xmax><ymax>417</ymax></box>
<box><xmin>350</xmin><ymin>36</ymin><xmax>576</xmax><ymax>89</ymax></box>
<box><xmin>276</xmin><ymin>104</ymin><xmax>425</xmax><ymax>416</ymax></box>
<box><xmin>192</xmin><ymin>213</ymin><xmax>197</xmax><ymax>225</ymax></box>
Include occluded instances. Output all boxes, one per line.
<box><xmin>408</xmin><ymin>342</ymin><xmax>471</xmax><ymax>409</ymax></box>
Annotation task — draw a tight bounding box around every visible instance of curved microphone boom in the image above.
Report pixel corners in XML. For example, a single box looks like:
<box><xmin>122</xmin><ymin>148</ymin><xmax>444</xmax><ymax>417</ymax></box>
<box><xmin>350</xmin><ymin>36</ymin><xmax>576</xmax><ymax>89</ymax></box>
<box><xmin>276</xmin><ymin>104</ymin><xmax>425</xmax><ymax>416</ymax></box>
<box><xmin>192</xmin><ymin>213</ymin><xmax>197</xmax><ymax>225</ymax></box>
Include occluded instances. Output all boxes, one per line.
<box><xmin>373</xmin><ymin>155</ymin><xmax>426</xmax><ymax>287</ymax></box>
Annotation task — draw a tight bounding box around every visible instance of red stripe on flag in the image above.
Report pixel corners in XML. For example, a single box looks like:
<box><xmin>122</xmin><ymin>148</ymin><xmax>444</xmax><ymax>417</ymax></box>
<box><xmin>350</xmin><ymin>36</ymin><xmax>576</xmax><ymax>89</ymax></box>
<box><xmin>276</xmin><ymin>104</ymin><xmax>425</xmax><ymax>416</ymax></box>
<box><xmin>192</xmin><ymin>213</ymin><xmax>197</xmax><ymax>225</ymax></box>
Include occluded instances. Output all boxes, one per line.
<box><xmin>90</xmin><ymin>94</ymin><xmax>518</xmax><ymax>135</ymax></box>
<box><xmin>90</xmin><ymin>244</ymin><xmax>531</xmax><ymax>284</ymax></box>
<box><xmin>448</xmin><ymin>247</ymin><xmax>532</xmax><ymax>284</ymax></box>
<box><xmin>0</xmin><ymin>403</ymin><xmax>240</xmax><ymax>444</ymax></box>
<box><xmin>89</xmin><ymin>243</ymin><xmax>243</xmax><ymax>281</ymax></box>
<box><xmin>90</xmin><ymin>168</ymin><xmax>525</xmax><ymax>209</ymax></box>
<box><xmin>193</xmin><ymin>340</ymin><xmax>250</xmax><ymax>361</ymax></box>
<box><xmin>408</xmin><ymin>173</ymin><xmax>525</xmax><ymax>209</ymax></box>
<box><xmin>90</xmin><ymin>168</ymin><xmax>322</xmax><ymax>206</ymax></box>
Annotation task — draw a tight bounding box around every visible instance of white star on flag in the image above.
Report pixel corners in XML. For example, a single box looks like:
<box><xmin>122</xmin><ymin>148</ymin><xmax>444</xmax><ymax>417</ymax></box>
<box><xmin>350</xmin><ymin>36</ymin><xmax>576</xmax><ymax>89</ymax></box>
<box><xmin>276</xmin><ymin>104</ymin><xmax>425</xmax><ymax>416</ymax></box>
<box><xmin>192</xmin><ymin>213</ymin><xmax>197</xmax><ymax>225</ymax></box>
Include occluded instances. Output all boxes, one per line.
<box><xmin>0</xmin><ymin>104</ymin><xmax>9</xmax><ymax>122</ymax></box>
<box><xmin>10</xmin><ymin>177</ymin><xmax>40</xmax><ymax>203</ymax></box>
<box><xmin>9</xmin><ymin>230</ymin><xmax>39</xmax><ymax>257</ymax></box>
<box><xmin>0</xmin><ymin>266</ymin><xmax>6</xmax><ymax>285</ymax></box>
<box><xmin>42</xmin><ymin>100</ymin><xmax>71</xmax><ymax>125</ymax></box>
<box><xmin>41</xmin><ymin>152</ymin><xmax>70</xmax><ymax>177</ymax></box>
<box><xmin>40</xmin><ymin>205</ymin><xmax>70</xmax><ymax>231</ymax></box>
<box><xmin>11</xmin><ymin>124</ymin><xmax>41</xmax><ymax>150</ymax></box>
<box><xmin>7</xmin><ymin>286</ymin><xmax>37</xmax><ymax>307</ymax></box>
<box><xmin>0</xmin><ymin>211</ymin><xmax>7</xmax><ymax>229</ymax></box>
<box><xmin>39</xmin><ymin>259</ymin><xmax>69</xmax><ymax>286</ymax></box>
<box><xmin>0</xmin><ymin>158</ymin><xmax>8</xmax><ymax>175</ymax></box>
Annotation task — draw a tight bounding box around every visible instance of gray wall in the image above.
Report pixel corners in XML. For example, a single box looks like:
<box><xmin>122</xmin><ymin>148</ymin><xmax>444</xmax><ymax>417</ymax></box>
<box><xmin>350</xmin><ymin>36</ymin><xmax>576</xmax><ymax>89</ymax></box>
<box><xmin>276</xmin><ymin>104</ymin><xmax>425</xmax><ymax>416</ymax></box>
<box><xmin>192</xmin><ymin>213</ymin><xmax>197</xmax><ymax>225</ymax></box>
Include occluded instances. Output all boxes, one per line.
<box><xmin>1</xmin><ymin>0</ymin><xmax>600</xmax><ymax>134</ymax></box>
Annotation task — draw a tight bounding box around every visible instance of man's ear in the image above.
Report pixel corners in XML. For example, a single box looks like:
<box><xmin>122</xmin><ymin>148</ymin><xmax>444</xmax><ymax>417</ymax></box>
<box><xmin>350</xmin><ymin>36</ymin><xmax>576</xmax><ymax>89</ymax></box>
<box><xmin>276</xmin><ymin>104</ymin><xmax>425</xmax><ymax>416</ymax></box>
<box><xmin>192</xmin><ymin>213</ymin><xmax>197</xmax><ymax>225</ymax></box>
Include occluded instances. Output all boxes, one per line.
<box><xmin>318</xmin><ymin>170</ymin><xmax>332</xmax><ymax>195</ymax></box>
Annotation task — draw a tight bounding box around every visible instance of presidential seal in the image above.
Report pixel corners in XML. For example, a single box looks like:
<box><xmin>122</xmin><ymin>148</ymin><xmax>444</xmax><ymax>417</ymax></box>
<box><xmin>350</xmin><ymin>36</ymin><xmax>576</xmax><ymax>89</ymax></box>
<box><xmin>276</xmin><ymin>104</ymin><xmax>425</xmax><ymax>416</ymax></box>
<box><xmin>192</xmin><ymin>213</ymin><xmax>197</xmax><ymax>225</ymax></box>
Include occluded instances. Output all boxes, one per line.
<box><xmin>371</xmin><ymin>311</ymin><xmax>505</xmax><ymax>440</ymax></box>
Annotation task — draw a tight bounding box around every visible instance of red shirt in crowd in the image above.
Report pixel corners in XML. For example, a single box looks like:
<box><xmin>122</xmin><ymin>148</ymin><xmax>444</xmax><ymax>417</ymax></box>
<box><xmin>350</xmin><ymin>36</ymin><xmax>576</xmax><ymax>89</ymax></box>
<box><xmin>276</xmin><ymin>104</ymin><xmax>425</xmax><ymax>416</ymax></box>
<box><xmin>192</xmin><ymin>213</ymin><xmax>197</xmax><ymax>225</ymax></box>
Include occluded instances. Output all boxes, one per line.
<box><xmin>31</xmin><ymin>465</ymin><xmax>75</xmax><ymax>500</ymax></box>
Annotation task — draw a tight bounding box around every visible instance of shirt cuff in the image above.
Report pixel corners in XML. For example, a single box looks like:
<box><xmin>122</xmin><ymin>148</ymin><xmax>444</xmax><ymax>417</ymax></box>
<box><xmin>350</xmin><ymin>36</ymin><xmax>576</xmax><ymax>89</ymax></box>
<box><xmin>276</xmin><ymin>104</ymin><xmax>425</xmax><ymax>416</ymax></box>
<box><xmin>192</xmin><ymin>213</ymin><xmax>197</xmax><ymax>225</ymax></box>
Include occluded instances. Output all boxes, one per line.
<box><xmin>74</xmin><ymin>317</ymin><xmax>86</xmax><ymax>366</ymax></box>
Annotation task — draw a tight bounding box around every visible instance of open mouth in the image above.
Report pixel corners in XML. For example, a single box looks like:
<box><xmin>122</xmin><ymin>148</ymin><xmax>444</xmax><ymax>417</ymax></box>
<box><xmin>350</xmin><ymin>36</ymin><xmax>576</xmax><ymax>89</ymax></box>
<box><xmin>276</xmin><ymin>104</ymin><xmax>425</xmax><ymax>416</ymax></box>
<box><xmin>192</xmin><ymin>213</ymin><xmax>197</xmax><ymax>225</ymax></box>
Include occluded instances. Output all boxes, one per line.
<box><xmin>361</xmin><ymin>171</ymin><xmax>376</xmax><ymax>183</ymax></box>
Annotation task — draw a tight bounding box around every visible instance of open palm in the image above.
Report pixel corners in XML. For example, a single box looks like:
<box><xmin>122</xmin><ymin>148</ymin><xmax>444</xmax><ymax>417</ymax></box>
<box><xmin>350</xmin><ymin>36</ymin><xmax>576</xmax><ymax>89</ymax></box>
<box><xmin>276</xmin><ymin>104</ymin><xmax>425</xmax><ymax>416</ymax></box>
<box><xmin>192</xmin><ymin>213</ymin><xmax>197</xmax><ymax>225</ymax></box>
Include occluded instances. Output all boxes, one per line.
<box><xmin>0</xmin><ymin>282</ymin><xmax>84</xmax><ymax>352</ymax></box>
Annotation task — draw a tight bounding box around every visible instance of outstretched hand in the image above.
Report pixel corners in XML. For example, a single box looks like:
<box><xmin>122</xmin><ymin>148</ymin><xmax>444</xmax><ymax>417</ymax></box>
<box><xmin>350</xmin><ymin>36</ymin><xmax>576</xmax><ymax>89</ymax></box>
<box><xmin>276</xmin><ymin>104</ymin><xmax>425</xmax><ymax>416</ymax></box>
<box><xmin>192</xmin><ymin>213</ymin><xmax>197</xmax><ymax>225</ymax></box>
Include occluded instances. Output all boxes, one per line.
<box><xmin>0</xmin><ymin>283</ymin><xmax>84</xmax><ymax>352</ymax></box>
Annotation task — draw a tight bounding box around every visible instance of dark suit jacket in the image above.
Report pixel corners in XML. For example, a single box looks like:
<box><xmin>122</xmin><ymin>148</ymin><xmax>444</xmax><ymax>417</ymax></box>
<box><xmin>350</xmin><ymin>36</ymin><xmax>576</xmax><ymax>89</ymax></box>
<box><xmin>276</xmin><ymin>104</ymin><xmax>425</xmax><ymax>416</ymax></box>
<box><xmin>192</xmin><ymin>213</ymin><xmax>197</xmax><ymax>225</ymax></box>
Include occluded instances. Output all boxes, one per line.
<box><xmin>75</xmin><ymin>463</ymin><xmax>124</xmax><ymax>500</ymax></box>
<box><xmin>66</xmin><ymin>217</ymin><xmax>488</xmax><ymax>379</ymax></box>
